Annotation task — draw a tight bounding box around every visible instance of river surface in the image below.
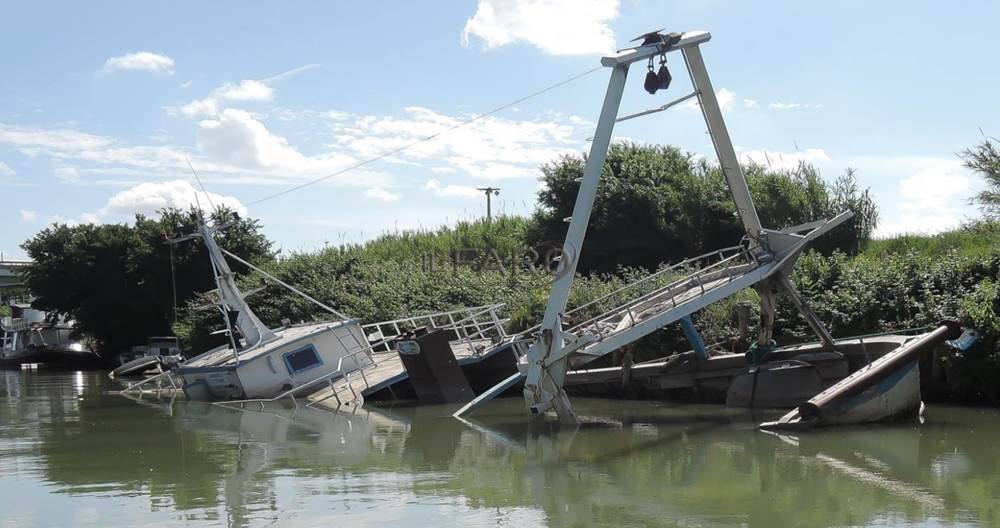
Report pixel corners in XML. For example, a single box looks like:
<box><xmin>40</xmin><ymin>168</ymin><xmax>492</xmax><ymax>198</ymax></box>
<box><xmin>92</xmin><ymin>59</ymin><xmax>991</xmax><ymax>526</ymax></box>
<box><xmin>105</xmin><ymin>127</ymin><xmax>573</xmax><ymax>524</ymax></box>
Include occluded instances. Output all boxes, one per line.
<box><xmin>1</xmin><ymin>370</ymin><xmax>998</xmax><ymax>528</ymax></box>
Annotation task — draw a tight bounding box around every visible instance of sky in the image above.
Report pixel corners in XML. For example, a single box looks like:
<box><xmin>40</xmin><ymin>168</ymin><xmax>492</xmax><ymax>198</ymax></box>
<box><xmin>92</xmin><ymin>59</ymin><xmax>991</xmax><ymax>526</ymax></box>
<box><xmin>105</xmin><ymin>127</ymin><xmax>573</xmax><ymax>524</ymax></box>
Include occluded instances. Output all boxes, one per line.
<box><xmin>1</xmin><ymin>0</ymin><xmax>997</xmax><ymax>260</ymax></box>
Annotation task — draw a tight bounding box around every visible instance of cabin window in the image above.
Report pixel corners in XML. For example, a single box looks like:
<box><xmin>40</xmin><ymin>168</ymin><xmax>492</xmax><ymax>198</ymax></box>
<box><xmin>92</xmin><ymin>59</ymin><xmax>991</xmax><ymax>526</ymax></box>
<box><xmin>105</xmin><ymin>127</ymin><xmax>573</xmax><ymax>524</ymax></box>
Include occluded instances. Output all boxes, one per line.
<box><xmin>283</xmin><ymin>345</ymin><xmax>323</xmax><ymax>375</ymax></box>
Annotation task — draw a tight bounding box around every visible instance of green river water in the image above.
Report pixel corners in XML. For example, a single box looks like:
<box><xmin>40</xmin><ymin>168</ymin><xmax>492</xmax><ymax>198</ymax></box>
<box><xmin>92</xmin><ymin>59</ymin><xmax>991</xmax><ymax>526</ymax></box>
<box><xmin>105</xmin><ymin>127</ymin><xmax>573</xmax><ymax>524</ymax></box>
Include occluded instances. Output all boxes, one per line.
<box><xmin>1</xmin><ymin>370</ymin><xmax>998</xmax><ymax>527</ymax></box>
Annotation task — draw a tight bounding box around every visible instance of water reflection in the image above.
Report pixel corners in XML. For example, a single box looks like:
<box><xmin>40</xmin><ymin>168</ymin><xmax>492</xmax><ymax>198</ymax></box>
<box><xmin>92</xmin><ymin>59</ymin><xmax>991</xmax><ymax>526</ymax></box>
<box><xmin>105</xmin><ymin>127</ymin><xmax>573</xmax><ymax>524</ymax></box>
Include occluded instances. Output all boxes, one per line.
<box><xmin>0</xmin><ymin>370</ymin><xmax>997</xmax><ymax>527</ymax></box>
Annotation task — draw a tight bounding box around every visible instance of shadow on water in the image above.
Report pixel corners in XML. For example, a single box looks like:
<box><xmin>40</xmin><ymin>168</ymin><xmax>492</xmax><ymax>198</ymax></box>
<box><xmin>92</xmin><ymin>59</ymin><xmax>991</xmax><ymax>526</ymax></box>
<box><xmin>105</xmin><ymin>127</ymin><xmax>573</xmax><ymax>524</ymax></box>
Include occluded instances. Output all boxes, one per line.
<box><xmin>1</xmin><ymin>370</ymin><xmax>998</xmax><ymax>527</ymax></box>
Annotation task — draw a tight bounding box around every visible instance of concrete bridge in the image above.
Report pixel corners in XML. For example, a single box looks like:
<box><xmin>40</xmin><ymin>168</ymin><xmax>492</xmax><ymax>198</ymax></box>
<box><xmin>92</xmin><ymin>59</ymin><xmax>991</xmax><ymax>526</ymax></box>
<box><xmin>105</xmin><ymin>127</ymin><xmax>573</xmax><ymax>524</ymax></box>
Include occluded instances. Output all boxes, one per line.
<box><xmin>0</xmin><ymin>260</ymin><xmax>30</xmax><ymax>290</ymax></box>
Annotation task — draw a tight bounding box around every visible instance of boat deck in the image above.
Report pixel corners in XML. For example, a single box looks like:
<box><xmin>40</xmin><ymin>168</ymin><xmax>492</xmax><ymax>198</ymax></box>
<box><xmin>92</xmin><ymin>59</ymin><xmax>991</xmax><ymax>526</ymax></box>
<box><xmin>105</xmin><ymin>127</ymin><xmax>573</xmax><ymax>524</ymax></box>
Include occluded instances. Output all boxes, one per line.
<box><xmin>183</xmin><ymin>320</ymin><xmax>355</xmax><ymax>368</ymax></box>
<box><xmin>308</xmin><ymin>338</ymin><xmax>496</xmax><ymax>408</ymax></box>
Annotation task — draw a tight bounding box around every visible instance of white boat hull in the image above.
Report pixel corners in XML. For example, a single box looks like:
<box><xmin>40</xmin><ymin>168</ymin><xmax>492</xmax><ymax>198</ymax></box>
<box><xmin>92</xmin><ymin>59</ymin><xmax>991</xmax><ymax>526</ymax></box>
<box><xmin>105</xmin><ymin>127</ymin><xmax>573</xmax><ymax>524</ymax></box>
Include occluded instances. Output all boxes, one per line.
<box><xmin>177</xmin><ymin>320</ymin><xmax>370</xmax><ymax>400</ymax></box>
<box><xmin>819</xmin><ymin>361</ymin><xmax>921</xmax><ymax>425</ymax></box>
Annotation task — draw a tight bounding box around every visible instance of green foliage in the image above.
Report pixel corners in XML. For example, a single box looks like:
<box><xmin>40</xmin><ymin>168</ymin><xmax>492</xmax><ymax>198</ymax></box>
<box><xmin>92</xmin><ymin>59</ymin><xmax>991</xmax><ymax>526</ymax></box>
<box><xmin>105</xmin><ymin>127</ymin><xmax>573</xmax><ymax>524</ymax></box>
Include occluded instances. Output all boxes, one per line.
<box><xmin>20</xmin><ymin>207</ymin><xmax>271</xmax><ymax>354</ymax></box>
<box><xmin>786</xmin><ymin>222</ymin><xmax>1000</xmax><ymax>403</ymax></box>
<box><xmin>345</xmin><ymin>216</ymin><xmax>531</xmax><ymax>264</ymax></box>
<box><xmin>864</xmin><ymin>218</ymin><xmax>1000</xmax><ymax>260</ymax></box>
<box><xmin>529</xmin><ymin>142</ymin><xmax>878</xmax><ymax>273</ymax></box>
<box><xmin>962</xmin><ymin>136</ymin><xmax>1000</xmax><ymax>218</ymax></box>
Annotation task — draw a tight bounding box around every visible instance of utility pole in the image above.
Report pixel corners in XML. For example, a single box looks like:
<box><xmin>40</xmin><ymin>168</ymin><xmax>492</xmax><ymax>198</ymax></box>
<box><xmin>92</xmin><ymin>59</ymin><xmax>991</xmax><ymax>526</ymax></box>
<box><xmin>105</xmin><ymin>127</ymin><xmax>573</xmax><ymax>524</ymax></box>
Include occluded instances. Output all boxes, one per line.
<box><xmin>477</xmin><ymin>187</ymin><xmax>500</xmax><ymax>220</ymax></box>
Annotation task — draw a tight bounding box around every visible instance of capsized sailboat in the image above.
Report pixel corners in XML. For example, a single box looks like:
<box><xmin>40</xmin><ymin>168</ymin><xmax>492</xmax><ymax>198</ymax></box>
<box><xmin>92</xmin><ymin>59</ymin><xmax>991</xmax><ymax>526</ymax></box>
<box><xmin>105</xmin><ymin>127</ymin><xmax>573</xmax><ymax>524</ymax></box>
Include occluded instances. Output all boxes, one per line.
<box><xmin>171</xmin><ymin>220</ymin><xmax>372</xmax><ymax>400</ymax></box>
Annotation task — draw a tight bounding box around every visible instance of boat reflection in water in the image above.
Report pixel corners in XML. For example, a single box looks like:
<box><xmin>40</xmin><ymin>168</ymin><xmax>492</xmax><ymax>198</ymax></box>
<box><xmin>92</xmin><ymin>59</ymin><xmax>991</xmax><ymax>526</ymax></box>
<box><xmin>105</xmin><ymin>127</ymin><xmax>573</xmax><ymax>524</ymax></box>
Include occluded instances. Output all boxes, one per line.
<box><xmin>1</xmin><ymin>371</ymin><xmax>997</xmax><ymax>527</ymax></box>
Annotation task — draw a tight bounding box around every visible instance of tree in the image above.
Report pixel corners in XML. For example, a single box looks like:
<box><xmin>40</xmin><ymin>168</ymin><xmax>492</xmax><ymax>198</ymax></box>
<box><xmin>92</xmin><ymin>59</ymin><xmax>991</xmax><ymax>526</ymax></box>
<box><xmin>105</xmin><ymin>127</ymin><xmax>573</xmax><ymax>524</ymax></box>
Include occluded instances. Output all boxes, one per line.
<box><xmin>962</xmin><ymin>136</ymin><xmax>1000</xmax><ymax>218</ymax></box>
<box><xmin>528</xmin><ymin>142</ymin><xmax>879</xmax><ymax>274</ymax></box>
<box><xmin>20</xmin><ymin>207</ymin><xmax>272</xmax><ymax>356</ymax></box>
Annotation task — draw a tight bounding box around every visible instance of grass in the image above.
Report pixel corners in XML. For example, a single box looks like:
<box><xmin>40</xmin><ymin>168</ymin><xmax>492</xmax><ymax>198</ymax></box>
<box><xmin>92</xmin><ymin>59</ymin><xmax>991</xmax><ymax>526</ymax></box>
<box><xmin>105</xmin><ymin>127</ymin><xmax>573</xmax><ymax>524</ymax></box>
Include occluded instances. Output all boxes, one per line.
<box><xmin>314</xmin><ymin>215</ymin><xmax>532</xmax><ymax>264</ymax></box>
<box><xmin>864</xmin><ymin>219</ymin><xmax>1000</xmax><ymax>259</ymax></box>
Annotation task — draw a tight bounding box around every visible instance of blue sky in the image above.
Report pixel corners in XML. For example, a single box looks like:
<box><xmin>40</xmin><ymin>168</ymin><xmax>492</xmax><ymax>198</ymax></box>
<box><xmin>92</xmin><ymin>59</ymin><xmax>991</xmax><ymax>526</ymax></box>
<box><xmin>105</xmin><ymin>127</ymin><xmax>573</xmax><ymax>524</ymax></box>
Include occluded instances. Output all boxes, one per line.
<box><xmin>2</xmin><ymin>0</ymin><xmax>997</xmax><ymax>260</ymax></box>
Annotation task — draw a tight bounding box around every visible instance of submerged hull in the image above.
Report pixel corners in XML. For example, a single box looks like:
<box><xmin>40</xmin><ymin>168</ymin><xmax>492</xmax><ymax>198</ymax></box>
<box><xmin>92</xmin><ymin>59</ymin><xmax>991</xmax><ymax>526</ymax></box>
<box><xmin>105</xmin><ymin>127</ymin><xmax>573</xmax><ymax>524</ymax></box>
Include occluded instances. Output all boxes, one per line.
<box><xmin>176</xmin><ymin>320</ymin><xmax>370</xmax><ymax>401</ymax></box>
<box><xmin>760</xmin><ymin>322</ymin><xmax>960</xmax><ymax>430</ymax></box>
<box><xmin>818</xmin><ymin>360</ymin><xmax>922</xmax><ymax>426</ymax></box>
<box><xmin>560</xmin><ymin>323</ymin><xmax>961</xmax><ymax>428</ymax></box>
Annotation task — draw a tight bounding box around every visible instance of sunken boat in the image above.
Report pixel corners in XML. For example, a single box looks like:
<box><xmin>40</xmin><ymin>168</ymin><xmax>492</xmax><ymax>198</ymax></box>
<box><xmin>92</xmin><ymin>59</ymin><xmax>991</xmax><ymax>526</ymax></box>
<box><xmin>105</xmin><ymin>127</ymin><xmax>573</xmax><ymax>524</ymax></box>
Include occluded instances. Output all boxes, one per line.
<box><xmin>450</xmin><ymin>28</ymin><xmax>969</xmax><ymax>430</ymax></box>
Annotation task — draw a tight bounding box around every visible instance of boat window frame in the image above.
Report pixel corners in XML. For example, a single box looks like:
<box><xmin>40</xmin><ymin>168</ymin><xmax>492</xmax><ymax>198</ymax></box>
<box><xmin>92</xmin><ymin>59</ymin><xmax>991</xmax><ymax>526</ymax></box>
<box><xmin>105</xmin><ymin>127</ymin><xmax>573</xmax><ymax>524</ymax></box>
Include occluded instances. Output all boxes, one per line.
<box><xmin>282</xmin><ymin>344</ymin><xmax>324</xmax><ymax>376</ymax></box>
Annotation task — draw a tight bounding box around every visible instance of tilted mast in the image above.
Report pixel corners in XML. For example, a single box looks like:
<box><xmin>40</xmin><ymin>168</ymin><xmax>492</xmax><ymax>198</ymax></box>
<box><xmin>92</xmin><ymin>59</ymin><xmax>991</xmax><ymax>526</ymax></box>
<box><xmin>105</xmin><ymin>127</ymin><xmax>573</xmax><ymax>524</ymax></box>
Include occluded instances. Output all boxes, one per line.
<box><xmin>197</xmin><ymin>221</ymin><xmax>277</xmax><ymax>352</ymax></box>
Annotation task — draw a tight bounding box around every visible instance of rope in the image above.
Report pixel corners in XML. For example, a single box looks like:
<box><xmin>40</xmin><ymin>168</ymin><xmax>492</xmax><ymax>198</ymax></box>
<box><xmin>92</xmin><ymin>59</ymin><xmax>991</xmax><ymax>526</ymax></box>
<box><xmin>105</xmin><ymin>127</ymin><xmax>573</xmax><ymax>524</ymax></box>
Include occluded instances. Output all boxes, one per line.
<box><xmin>219</xmin><ymin>248</ymin><xmax>348</xmax><ymax>319</ymax></box>
<box><xmin>245</xmin><ymin>66</ymin><xmax>604</xmax><ymax>207</ymax></box>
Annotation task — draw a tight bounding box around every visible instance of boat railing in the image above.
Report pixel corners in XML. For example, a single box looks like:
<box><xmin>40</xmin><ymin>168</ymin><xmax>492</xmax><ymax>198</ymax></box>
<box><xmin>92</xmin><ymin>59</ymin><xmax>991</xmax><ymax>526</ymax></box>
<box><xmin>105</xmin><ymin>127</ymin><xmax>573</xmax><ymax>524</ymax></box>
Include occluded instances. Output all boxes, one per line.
<box><xmin>361</xmin><ymin>303</ymin><xmax>506</xmax><ymax>353</ymax></box>
<box><xmin>568</xmin><ymin>247</ymin><xmax>755</xmax><ymax>341</ymax></box>
<box><xmin>1</xmin><ymin>318</ymin><xmax>33</xmax><ymax>333</ymax></box>
<box><xmin>118</xmin><ymin>369</ymin><xmax>180</xmax><ymax>395</ymax></box>
<box><xmin>216</xmin><ymin>303</ymin><xmax>510</xmax><ymax>409</ymax></box>
<box><xmin>507</xmin><ymin>245</ymin><xmax>749</xmax><ymax>345</ymax></box>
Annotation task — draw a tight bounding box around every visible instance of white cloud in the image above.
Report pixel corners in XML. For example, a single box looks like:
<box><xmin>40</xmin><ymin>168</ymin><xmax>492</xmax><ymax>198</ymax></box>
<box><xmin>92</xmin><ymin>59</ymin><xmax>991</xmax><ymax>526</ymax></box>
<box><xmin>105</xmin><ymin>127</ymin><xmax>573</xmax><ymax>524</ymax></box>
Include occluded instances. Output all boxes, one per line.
<box><xmin>100</xmin><ymin>180</ymin><xmax>247</xmax><ymax>218</ymax></box>
<box><xmin>180</xmin><ymin>80</ymin><xmax>193</xmax><ymax>88</ymax></box>
<box><xmin>324</xmin><ymin>110</ymin><xmax>350</xmax><ymax>121</ymax></box>
<box><xmin>0</xmin><ymin>119</ymin><xmax>374</xmax><ymax>188</ymax></box>
<box><xmin>54</xmin><ymin>166</ymin><xmax>80</xmax><ymax>183</ymax></box>
<box><xmin>0</xmin><ymin>123</ymin><xmax>114</xmax><ymax>154</ymax></box>
<box><xmin>103</xmin><ymin>52</ymin><xmax>175</xmax><ymax>75</ymax></box>
<box><xmin>20</xmin><ymin>209</ymin><xmax>37</xmax><ymax>221</ymax></box>
<box><xmin>174</xmin><ymin>80</ymin><xmax>276</xmax><ymax>119</ymax></box>
<box><xmin>739</xmin><ymin>148</ymin><xmax>831</xmax><ymax>171</ymax></box>
<box><xmin>197</xmin><ymin>108</ymin><xmax>356</xmax><ymax>176</ymax></box>
<box><xmin>425</xmin><ymin>178</ymin><xmax>482</xmax><ymax>198</ymax></box>
<box><xmin>716</xmin><ymin>88</ymin><xmax>736</xmax><ymax>113</ymax></box>
<box><xmin>0</xmin><ymin>161</ymin><xmax>13</xmax><ymax>177</ymax></box>
<box><xmin>216</xmin><ymin>80</ymin><xmax>274</xmax><ymax>102</ymax></box>
<box><xmin>180</xmin><ymin>98</ymin><xmax>219</xmax><ymax>118</ymax></box>
<box><xmin>363</xmin><ymin>187</ymin><xmax>400</xmax><ymax>203</ymax></box>
<box><xmin>769</xmin><ymin>101</ymin><xmax>823</xmax><ymax>110</ymax></box>
<box><xmin>330</xmin><ymin>106</ymin><xmax>583</xmax><ymax>180</ymax></box>
<box><xmin>462</xmin><ymin>0</ymin><xmax>619</xmax><ymax>56</ymax></box>
<box><xmin>47</xmin><ymin>213</ymin><xmax>99</xmax><ymax>227</ymax></box>
<box><xmin>875</xmin><ymin>159</ymin><xmax>970</xmax><ymax>236</ymax></box>
<box><xmin>684</xmin><ymin>88</ymin><xmax>743</xmax><ymax>113</ymax></box>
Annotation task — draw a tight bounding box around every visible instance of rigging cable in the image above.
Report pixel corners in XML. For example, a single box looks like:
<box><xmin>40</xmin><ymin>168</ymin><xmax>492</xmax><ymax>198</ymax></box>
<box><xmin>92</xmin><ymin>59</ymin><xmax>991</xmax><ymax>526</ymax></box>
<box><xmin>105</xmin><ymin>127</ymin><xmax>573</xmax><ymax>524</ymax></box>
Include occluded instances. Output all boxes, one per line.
<box><xmin>245</xmin><ymin>65</ymin><xmax>605</xmax><ymax>207</ymax></box>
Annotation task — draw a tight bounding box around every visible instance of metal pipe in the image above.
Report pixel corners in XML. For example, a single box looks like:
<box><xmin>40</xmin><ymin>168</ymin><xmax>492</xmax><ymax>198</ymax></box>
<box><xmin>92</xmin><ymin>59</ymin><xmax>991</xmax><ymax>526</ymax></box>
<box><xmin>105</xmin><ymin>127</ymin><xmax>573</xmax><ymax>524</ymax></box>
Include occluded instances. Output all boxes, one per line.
<box><xmin>615</xmin><ymin>91</ymin><xmax>699</xmax><ymax>122</ymax></box>
<box><xmin>798</xmin><ymin>321</ymin><xmax>962</xmax><ymax>421</ymax></box>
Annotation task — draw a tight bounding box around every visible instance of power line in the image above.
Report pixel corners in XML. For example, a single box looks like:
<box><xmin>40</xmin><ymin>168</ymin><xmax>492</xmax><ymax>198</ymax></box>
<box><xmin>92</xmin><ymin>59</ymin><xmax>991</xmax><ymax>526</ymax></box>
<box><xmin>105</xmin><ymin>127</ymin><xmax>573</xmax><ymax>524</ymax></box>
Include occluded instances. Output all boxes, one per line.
<box><xmin>245</xmin><ymin>65</ymin><xmax>604</xmax><ymax>207</ymax></box>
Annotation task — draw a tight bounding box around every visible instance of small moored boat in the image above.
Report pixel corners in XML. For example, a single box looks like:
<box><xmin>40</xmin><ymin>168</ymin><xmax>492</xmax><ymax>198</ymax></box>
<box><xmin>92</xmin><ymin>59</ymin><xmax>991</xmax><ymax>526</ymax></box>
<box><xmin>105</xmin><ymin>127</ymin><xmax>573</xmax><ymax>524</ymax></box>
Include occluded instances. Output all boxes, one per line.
<box><xmin>1</xmin><ymin>304</ymin><xmax>104</xmax><ymax>369</ymax></box>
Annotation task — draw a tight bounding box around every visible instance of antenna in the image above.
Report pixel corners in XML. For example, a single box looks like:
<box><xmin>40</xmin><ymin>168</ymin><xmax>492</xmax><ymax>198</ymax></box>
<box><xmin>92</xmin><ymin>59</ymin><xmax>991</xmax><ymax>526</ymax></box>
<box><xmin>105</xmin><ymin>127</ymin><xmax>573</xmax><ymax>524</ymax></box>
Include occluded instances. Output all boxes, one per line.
<box><xmin>185</xmin><ymin>158</ymin><xmax>218</xmax><ymax>218</ymax></box>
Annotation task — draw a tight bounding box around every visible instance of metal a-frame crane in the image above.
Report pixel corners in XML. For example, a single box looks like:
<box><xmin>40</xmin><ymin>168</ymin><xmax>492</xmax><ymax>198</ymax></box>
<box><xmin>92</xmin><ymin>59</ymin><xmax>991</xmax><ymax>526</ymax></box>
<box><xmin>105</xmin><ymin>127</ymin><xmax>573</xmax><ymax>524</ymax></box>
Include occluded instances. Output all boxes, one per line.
<box><xmin>456</xmin><ymin>29</ymin><xmax>851</xmax><ymax>424</ymax></box>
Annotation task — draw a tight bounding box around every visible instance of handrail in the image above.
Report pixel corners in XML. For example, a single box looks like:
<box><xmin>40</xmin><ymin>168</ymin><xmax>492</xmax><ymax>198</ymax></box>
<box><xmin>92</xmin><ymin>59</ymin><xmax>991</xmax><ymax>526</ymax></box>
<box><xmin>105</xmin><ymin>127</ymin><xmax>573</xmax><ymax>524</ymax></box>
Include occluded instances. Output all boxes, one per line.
<box><xmin>510</xmin><ymin>246</ymin><xmax>747</xmax><ymax>341</ymax></box>
<box><xmin>119</xmin><ymin>369</ymin><xmax>179</xmax><ymax>394</ymax></box>
<box><xmin>1</xmin><ymin>319</ymin><xmax>34</xmax><ymax>333</ymax></box>
<box><xmin>360</xmin><ymin>303</ymin><xmax>503</xmax><ymax>331</ymax></box>
<box><xmin>361</xmin><ymin>303</ymin><xmax>506</xmax><ymax>352</ymax></box>
<box><xmin>570</xmin><ymin>248</ymin><xmax>753</xmax><ymax>335</ymax></box>
<box><xmin>569</xmin><ymin>245</ymin><xmax>743</xmax><ymax>317</ymax></box>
